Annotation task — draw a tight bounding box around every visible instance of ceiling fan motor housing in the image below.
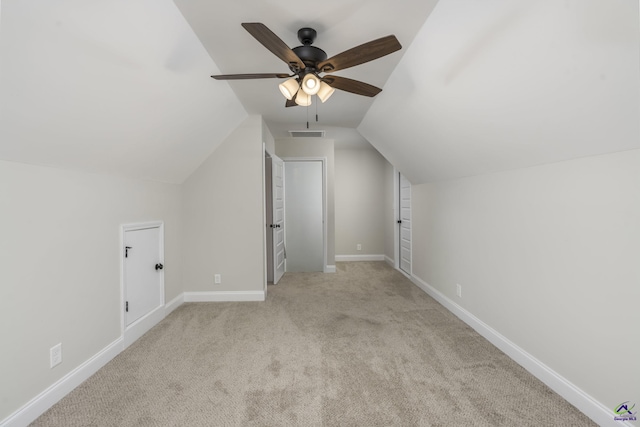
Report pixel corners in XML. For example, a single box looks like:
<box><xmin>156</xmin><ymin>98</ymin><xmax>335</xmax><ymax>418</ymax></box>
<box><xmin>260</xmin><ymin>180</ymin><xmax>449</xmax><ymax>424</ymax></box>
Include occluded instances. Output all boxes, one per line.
<box><xmin>292</xmin><ymin>28</ymin><xmax>327</xmax><ymax>70</ymax></box>
<box><xmin>292</xmin><ymin>45</ymin><xmax>327</xmax><ymax>69</ymax></box>
<box><xmin>297</xmin><ymin>27</ymin><xmax>317</xmax><ymax>45</ymax></box>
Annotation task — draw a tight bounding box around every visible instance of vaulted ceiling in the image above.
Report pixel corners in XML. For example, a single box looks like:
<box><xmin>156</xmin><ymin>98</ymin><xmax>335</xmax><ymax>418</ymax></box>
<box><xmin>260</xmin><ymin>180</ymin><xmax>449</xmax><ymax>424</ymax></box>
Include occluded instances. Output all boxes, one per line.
<box><xmin>1</xmin><ymin>0</ymin><xmax>638</xmax><ymax>185</ymax></box>
<box><xmin>172</xmin><ymin>0</ymin><xmax>439</xmax><ymax>140</ymax></box>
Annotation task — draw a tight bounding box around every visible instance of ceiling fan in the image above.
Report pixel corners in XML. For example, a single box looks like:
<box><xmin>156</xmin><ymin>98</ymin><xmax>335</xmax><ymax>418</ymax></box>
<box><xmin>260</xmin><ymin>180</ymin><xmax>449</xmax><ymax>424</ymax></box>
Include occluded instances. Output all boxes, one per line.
<box><xmin>211</xmin><ymin>23</ymin><xmax>402</xmax><ymax>107</ymax></box>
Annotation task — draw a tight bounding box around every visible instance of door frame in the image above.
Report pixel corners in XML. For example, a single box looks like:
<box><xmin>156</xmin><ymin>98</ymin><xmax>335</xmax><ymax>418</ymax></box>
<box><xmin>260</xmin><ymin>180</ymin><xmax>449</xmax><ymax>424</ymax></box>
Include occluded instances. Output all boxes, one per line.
<box><xmin>120</xmin><ymin>221</ymin><xmax>165</xmax><ymax>348</ymax></box>
<box><xmin>281</xmin><ymin>157</ymin><xmax>328</xmax><ymax>273</ymax></box>
<box><xmin>393</xmin><ymin>168</ymin><xmax>400</xmax><ymax>270</ymax></box>
<box><xmin>264</xmin><ymin>147</ymin><xmax>271</xmax><ymax>290</ymax></box>
<box><xmin>264</xmin><ymin>149</ymin><xmax>286</xmax><ymax>285</ymax></box>
<box><xmin>397</xmin><ymin>172</ymin><xmax>412</xmax><ymax>278</ymax></box>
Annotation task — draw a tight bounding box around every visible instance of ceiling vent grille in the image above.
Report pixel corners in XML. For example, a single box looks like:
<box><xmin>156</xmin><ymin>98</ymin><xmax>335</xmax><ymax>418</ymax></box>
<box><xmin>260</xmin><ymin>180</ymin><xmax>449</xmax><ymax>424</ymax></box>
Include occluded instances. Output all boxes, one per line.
<box><xmin>289</xmin><ymin>130</ymin><xmax>325</xmax><ymax>138</ymax></box>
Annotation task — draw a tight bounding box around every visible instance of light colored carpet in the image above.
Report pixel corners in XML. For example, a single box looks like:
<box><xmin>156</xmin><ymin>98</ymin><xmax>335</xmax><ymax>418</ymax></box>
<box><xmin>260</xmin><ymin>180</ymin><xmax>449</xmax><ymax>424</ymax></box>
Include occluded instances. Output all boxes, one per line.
<box><xmin>32</xmin><ymin>262</ymin><xmax>595</xmax><ymax>426</ymax></box>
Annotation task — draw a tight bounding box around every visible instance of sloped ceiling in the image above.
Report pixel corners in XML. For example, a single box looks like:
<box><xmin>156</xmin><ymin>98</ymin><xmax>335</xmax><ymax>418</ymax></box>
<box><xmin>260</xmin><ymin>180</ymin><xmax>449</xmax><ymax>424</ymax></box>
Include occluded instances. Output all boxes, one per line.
<box><xmin>172</xmin><ymin>0</ymin><xmax>439</xmax><ymax>141</ymax></box>
<box><xmin>0</xmin><ymin>0</ymin><xmax>247</xmax><ymax>184</ymax></box>
<box><xmin>359</xmin><ymin>0</ymin><xmax>640</xmax><ymax>185</ymax></box>
<box><xmin>1</xmin><ymin>0</ymin><xmax>637</xmax><ymax>185</ymax></box>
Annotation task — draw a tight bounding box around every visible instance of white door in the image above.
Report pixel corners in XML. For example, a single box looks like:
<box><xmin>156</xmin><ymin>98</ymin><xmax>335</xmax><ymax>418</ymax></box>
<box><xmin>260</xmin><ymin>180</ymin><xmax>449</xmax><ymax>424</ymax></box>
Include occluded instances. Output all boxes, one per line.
<box><xmin>124</xmin><ymin>226</ymin><xmax>163</xmax><ymax>326</ymax></box>
<box><xmin>284</xmin><ymin>161</ymin><xmax>324</xmax><ymax>272</ymax></box>
<box><xmin>399</xmin><ymin>173</ymin><xmax>412</xmax><ymax>275</ymax></box>
<box><xmin>272</xmin><ymin>155</ymin><xmax>285</xmax><ymax>283</ymax></box>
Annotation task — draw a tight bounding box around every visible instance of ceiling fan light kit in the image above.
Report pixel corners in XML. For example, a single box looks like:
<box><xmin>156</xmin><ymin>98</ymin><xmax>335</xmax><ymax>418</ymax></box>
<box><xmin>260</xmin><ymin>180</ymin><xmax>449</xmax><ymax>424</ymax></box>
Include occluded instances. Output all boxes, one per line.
<box><xmin>317</xmin><ymin>81</ymin><xmax>335</xmax><ymax>103</ymax></box>
<box><xmin>294</xmin><ymin>90</ymin><xmax>311</xmax><ymax>106</ymax></box>
<box><xmin>210</xmin><ymin>23</ymin><xmax>401</xmax><ymax>108</ymax></box>
<box><xmin>279</xmin><ymin>78</ymin><xmax>299</xmax><ymax>100</ymax></box>
<box><xmin>301</xmin><ymin>73</ymin><xmax>321</xmax><ymax>96</ymax></box>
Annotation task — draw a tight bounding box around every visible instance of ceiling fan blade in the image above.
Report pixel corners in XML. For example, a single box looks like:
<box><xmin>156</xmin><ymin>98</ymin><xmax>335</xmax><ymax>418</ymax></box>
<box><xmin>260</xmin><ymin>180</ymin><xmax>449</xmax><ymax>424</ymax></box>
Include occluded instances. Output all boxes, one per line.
<box><xmin>322</xmin><ymin>76</ymin><xmax>382</xmax><ymax>97</ymax></box>
<box><xmin>242</xmin><ymin>23</ymin><xmax>306</xmax><ymax>70</ymax></box>
<box><xmin>317</xmin><ymin>35</ymin><xmax>401</xmax><ymax>73</ymax></box>
<box><xmin>211</xmin><ymin>73</ymin><xmax>290</xmax><ymax>80</ymax></box>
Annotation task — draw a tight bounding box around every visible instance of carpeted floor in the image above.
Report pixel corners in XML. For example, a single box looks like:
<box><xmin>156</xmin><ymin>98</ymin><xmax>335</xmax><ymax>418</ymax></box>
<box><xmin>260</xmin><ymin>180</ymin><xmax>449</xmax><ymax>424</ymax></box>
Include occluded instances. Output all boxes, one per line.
<box><xmin>32</xmin><ymin>262</ymin><xmax>595</xmax><ymax>426</ymax></box>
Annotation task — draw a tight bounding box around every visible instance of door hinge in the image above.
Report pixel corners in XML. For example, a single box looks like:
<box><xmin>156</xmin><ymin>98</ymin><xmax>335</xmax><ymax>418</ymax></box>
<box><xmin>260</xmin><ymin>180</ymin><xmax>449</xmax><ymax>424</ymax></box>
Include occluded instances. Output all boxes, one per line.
<box><xmin>125</xmin><ymin>301</ymin><xmax>129</xmax><ymax>312</ymax></box>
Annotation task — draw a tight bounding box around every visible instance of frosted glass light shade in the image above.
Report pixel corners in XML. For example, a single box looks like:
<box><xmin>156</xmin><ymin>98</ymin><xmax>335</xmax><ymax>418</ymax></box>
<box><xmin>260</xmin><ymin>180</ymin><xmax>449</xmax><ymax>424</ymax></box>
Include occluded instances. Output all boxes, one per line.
<box><xmin>317</xmin><ymin>82</ymin><xmax>335</xmax><ymax>103</ymax></box>
<box><xmin>295</xmin><ymin>91</ymin><xmax>311</xmax><ymax>106</ymax></box>
<box><xmin>301</xmin><ymin>74</ymin><xmax>321</xmax><ymax>95</ymax></box>
<box><xmin>279</xmin><ymin>78</ymin><xmax>299</xmax><ymax>100</ymax></box>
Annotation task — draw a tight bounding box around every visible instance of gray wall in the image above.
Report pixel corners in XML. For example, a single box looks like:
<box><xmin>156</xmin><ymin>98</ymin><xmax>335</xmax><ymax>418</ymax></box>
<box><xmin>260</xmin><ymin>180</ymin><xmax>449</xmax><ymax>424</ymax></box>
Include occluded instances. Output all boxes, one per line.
<box><xmin>182</xmin><ymin>115</ymin><xmax>265</xmax><ymax>293</ymax></box>
<box><xmin>410</xmin><ymin>149</ymin><xmax>640</xmax><ymax>409</ymax></box>
<box><xmin>334</xmin><ymin>148</ymin><xmax>389</xmax><ymax>257</ymax></box>
<box><xmin>0</xmin><ymin>115</ymin><xmax>268</xmax><ymax>422</ymax></box>
<box><xmin>0</xmin><ymin>160</ymin><xmax>183</xmax><ymax>420</ymax></box>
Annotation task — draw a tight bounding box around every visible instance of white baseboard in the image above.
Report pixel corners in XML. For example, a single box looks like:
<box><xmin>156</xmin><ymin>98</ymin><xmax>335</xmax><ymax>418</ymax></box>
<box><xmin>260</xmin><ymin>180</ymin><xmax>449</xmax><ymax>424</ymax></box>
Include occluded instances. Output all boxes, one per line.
<box><xmin>0</xmin><ymin>290</ymin><xmax>265</xmax><ymax>427</ymax></box>
<box><xmin>165</xmin><ymin>293</ymin><xmax>184</xmax><ymax>316</ymax></box>
<box><xmin>124</xmin><ymin>305</ymin><xmax>165</xmax><ymax>348</ymax></box>
<box><xmin>1</xmin><ymin>295</ymin><xmax>186</xmax><ymax>427</ymax></box>
<box><xmin>409</xmin><ymin>274</ymin><xmax>628</xmax><ymax>427</ymax></box>
<box><xmin>184</xmin><ymin>290</ymin><xmax>265</xmax><ymax>302</ymax></box>
<box><xmin>384</xmin><ymin>255</ymin><xmax>394</xmax><ymax>267</ymax></box>
<box><xmin>324</xmin><ymin>265</ymin><xmax>336</xmax><ymax>273</ymax></box>
<box><xmin>1</xmin><ymin>338</ymin><xmax>123</xmax><ymax>427</ymax></box>
<box><xmin>335</xmin><ymin>254</ymin><xmax>385</xmax><ymax>262</ymax></box>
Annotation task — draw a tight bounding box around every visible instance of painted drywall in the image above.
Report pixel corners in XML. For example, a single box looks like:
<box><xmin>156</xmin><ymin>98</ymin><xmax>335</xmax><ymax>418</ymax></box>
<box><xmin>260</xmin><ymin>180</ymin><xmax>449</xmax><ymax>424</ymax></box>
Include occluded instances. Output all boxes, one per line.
<box><xmin>334</xmin><ymin>148</ymin><xmax>389</xmax><ymax>256</ymax></box>
<box><xmin>275</xmin><ymin>138</ymin><xmax>335</xmax><ymax>267</ymax></box>
<box><xmin>411</xmin><ymin>149</ymin><xmax>640</xmax><ymax>410</ymax></box>
<box><xmin>0</xmin><ymin>160</ymin><xmax>182</xmax><ymax>421</ymax></box>
<box><xmin>359</xmin><ymin>0</ymin><xmax>640</xmax><ymax>184</ymax></box>
<box><xmin>182</xmin><ymin>115</ymin><xmax>265</xmax><ymax>292</ymax></box>
<box><xmin>0</xmin><ymin>0</ymin><xmax>247</xmax><ymax>184</ymax></box>
<box><xmin>262</xmin><ymin>121</ymin><xmax>276</xmax><ymax>155</ymax></box>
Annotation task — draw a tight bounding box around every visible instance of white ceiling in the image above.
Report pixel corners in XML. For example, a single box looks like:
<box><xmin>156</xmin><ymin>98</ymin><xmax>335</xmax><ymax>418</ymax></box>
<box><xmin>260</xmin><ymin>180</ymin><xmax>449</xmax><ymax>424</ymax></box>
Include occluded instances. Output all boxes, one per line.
<box><xmin>1</xmin><ymin>0</ymin><xmax>638</xmax><ymax>185</ymax></box>
<box><xmin>0</xmin><ymin>0</ymin><xmax>247</xmax><ymax>183</ymax></box>
<box><xmin>360</xmin><ymin>0</ymin><xmax>640</xmax><ymax>184</ymax></box>
<box><xmin>172</xmin><ymin>0</ymin><xmax>440</xmax><ymax>140</ymax></box>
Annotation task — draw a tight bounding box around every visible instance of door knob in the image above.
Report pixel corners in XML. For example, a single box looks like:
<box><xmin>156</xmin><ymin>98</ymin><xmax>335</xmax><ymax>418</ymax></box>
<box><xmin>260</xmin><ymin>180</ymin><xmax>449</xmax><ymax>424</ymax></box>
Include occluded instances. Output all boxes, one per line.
<box><xmin>155</xmin><ymin>263</ymin><xmax>164</xmax><ymax>271</ymax></box>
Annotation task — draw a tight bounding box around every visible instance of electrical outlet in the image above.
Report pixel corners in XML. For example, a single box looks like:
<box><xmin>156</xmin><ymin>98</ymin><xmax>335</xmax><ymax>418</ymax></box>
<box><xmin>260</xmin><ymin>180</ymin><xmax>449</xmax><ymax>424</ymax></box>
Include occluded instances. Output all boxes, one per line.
<box><xmin>456</xmin><ymin>284</ymin><xmax>462</xmax><ymax>298</ymax></box>
<box><xmin>357</xmin><ymin>244</ymin><xmax>362</xmax><ymax>251</ymax></box>
<box><xmin>50</xmin><ymin>343</ymin><xmax>62</xmax><ymax>368</ymax></box>
<box><xmin>214</xmin><ymin>274</ymin><xmax>221</xmax><ymax>284</ymax></box>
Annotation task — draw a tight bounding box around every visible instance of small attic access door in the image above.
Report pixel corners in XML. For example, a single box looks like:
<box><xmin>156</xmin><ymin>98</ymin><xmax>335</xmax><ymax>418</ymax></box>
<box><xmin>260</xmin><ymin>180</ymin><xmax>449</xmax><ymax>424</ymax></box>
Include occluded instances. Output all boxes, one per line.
<box><xmin>122</xmin><ymin>222</ymin><xmax>164</xmax><ymax>346</ymax></box>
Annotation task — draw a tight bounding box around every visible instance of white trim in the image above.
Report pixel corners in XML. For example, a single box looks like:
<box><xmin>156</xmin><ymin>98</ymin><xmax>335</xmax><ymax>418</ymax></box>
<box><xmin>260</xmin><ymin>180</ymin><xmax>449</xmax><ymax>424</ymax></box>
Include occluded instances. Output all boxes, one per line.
<box><xmin>384</xmin><ymin>255</ymin><xmax>394</xmax><ymax>267</ymax></box>
<box><xmin>335</xmin><ymin>254</ymin><xmax>385</xmax><ymax>262</ymax></box>
<box><xmin>0</xmin><ymin>338</ymin><xmax>123</xmax><ymax>427</ymax></box>
<box><xmin>324</xmin><ymin>265</ymin><xmax>336</xmax><ymax>273</ymax></box>
<box><xmin>123</xmin><ymin>305</ymin><xmax>164</xmax><ymax>348</ymax></box>
<box><xmin>393</xmin><ymin>168</ymin><xmax>399</xmax><ymax>270</ymax></box>
<box><xmin>165</xmin><ymin>293</ymin><xmax>184</xmax><ymax>316</ymax></box>
<box><xmin>262</xmin><ymin>143</ymin><xmax>268</xmax><ymax>296</ymax></box>
<box><xmin>409</xmin><ymin>274</ymin><xmax>628</xmax><ymax>427</ymax></box>
<box><xmin>0</xmin><ymin>288</ymin><xmax>269</xmax><ymax>427</ymax></box>
<box><xmin>184</xmin><ymin>291</ymin><xmax>265</xmax><ymax>302</ymax></box>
